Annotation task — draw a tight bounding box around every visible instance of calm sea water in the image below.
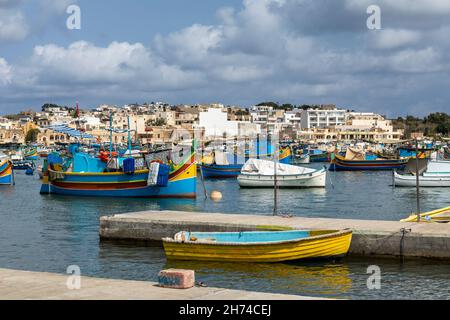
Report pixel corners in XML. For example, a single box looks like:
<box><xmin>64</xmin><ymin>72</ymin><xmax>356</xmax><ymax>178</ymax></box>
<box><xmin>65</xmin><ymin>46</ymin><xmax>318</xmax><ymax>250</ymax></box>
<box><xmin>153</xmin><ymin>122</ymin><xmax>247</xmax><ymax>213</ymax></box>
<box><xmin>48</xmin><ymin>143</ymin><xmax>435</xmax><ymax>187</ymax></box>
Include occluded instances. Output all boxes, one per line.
<box><xmin>1</xmin><ymin>164</ymin><xmax>450</xmax><ymax>299</ymax></box>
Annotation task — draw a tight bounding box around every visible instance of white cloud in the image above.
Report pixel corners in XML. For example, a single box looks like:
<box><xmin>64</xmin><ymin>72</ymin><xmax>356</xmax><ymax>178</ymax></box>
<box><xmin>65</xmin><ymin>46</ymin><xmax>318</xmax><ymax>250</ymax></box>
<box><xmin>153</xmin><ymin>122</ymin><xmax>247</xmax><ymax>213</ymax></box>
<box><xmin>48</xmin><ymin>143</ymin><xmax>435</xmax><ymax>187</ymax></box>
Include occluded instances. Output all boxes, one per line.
<box><xmin>25</xmin><ymin>41</ymin><xmax>204</xmax><ymax>92</ymax></box>
<box><xmin>0</xmin><ymin>8</ymin><xmax>28</xmax><ymax>41</ymax></box>
<box><xmin>0</xmin><ymin>57</ymin><xmax>12</xmax><ymax>85</ymax></box>
<box><xmin>2</xmin><ymin>0</ymin><xmax>450</xmax><ymax>115</ymax></box>
<box><xmin>346</xmin><ymin>0</ymin><xmax>450</xmax><ymax>15</ymax></box>
<box><xmin>155</xmin><ymin>24</ymin><xmax>223</xmax><ymax>66</ymax></box>
<box><xmin>389</xmin><ymin>47</ymin><xmax>445</xmax><ymax>73</ymax></box>
<box><xmin>372</xmin><ymin>29</ymin><xmax>422</xmax><ymax>49</ymax></box>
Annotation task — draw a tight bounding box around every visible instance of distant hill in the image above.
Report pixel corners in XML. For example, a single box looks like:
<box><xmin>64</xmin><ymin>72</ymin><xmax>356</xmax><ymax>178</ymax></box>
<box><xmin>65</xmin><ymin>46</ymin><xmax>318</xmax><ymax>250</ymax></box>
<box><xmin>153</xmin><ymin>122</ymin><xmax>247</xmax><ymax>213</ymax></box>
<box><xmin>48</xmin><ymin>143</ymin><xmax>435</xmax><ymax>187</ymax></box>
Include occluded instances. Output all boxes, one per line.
<box><xmin>392</xmin><ymin>112</ymin><xmax>450</xmax><ymax>138</ymax></box>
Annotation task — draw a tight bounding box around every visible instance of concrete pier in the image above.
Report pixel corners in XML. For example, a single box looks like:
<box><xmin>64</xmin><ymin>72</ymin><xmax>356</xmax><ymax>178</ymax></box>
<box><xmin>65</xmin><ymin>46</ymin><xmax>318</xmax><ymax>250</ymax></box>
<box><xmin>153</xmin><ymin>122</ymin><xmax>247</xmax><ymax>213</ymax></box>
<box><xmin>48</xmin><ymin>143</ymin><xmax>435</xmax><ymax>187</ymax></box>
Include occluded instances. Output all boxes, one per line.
<box><xmin>0</xmin><ymin>268</ymin><xmax>316</xmax><ymax>300</ymax></box>
<box><xmin>100</xmin><ymin>210</ymin><xmax>450</xmax><ymax>260</ymax></box>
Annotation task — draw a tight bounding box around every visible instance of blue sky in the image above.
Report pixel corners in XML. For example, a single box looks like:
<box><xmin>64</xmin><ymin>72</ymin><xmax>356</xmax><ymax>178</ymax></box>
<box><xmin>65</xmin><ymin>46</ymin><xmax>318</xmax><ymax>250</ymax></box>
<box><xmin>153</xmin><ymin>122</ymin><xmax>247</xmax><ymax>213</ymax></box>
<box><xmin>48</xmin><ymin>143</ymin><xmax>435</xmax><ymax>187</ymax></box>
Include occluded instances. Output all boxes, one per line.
<box><xmin>1</xmin><ymin>0</ymin><xmax>450</xmax><ymax>117</ymax></box>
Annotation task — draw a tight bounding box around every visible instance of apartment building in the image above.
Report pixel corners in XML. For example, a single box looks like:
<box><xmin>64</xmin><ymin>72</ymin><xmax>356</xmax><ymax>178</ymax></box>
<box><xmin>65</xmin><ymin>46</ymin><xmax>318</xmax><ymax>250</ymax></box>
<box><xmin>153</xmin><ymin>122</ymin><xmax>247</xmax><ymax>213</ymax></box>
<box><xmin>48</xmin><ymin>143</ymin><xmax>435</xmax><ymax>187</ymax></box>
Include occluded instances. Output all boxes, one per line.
<box><xmin>300</xmin><ymin>106</ymin><xmax>346</xmax><ymax>129</ymax></box>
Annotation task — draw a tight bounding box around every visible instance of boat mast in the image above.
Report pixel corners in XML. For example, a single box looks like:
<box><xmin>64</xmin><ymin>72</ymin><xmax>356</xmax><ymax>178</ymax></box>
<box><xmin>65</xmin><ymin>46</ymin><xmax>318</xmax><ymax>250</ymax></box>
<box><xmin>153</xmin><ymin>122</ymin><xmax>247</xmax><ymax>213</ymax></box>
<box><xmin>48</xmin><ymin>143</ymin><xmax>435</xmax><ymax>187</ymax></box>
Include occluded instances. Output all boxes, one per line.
<box><xmin>415</xmin><ymin>138</ymin><xmax>421</xmax><ymax>222</ymax></box>
<box><xmin>127</xmin><ymin>116</ymin><xmax>132</xmax><ymax>155</ymax></box>
<box><xmin>273</xmin><ymin>132</ymin><xmax>278</xmax><ymax>216</ymax></box>
<box><xmin>109</xmin><ymin>112</ymin><xmax>113</xmax><ymax>156</ymax></box>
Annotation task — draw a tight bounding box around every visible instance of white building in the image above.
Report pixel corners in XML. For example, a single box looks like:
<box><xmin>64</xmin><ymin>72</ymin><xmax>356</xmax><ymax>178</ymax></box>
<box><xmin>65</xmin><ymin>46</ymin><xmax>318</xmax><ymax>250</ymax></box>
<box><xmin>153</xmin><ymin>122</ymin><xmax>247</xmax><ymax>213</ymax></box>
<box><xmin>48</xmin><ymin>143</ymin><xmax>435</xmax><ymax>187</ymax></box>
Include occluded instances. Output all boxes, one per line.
<box><xmin>284</xmin><ymin>109</ymin><xmax>302</xmax><ymax>128</ymax></box>
<box><xmin>0</xmin><ymin>117</ymin><xmax>13</xmax><ymax>130</ymax></box>
<box><xmin>345</xmin><ymin>112</ymin><xmax>393</xmax><ymax>131</ymax></box>
<box><xmin>249</xmin><ymin>105</ymin><xmax>272</xmax><ymax>124</ymax></box>
<box><xmin>198</xmin><ymin>108</ymin><xmax>260</xmax><ymax>138</ymax></box>
<box><xmin>300</xmin><ymin>107</ymin><xmax>346</xmax><ymax>129</ymax></box>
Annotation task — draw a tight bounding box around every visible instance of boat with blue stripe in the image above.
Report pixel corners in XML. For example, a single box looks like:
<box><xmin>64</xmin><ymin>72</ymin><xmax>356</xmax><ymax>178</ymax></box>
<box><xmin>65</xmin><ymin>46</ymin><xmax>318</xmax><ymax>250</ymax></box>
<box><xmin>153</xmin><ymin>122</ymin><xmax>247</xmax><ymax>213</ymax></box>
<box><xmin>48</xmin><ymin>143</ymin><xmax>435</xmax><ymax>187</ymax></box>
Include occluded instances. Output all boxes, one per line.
<box><xmin>163</xmin><ymin>229</ymin><xmax>353</xmax><ymax>262</ymax></box>
<box><xmin>40</xmin><ymin>114</ymin><xmax>197</xmax><ymax>198</ymax></box>
<box><xmin>0</xmin><ymin>155</ymin><xmax>13</xmax><ymax>185</ymax></box>
<box><xmin>200</xmin><ymin>146</ymin><xmax>292</xmax><ymax>178</ymax></box>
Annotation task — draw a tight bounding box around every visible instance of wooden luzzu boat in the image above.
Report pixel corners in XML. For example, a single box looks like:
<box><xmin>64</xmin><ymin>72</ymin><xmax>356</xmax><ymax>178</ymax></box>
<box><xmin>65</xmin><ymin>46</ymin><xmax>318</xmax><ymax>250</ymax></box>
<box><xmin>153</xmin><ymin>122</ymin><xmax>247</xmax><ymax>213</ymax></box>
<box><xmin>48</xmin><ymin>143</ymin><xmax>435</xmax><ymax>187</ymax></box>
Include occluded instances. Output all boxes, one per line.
<box><xmin>329</xmin><ymin>147</ymin><xmax>407</xmax><ymax>171</ymax></box>
<box><xmin>40</xmin><ymin>145</ymin><xmax>197</xmax><ymax>198</ymax></box>
<box><xmin>162</xmin><ymin>229</ymin><xmax>352</xmax><ymax>263</ymax></box>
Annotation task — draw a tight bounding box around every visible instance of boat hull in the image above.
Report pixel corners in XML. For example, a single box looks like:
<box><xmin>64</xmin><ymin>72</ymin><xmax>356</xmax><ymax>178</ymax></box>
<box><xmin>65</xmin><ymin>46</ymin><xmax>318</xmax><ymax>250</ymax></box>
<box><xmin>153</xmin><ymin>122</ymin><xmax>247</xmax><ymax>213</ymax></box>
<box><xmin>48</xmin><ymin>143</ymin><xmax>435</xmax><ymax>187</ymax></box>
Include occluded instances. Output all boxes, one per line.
<box><xmin>200</xmin><ymin>164</ymin><xmax>243</xmax><ymax>178</ymax></box>
<box><xmin>163</xmin><ymin>230</ymin><xmax>352</xmax><ymax>263</ymax></box>
<box><xmin>238</xmin><ymin>168</ymin><xmax>326</xmax><ymax>188</ymax></box>
<box><xmin>309</xmin><ymin>153</ymin><xmax>329</xmax><ymax>163</ymax></box>
<box><xmin>0</xmin><ymin>160</ymin><xmax>12</xmax><ymax>185</ymax></box>
<box><xmin>40</xmin><ymin>162</ymin><xmax>197</xmax><ymax>198</ymax></box>
<box><xmin>292</xmin><ymin>154</ymin><xmax>310</xmax><ymax>164</ymax></box>
<box><xmin>278</xmin><ymin>147</ymin><xmax>292</xmax><ymax>164</ymax></box>
<box><xmin>394</xmin><ymin>171</ymin><xmax>450</xmax><ymax>187</ymax></box>
<box><xmin>329</xmin><ymin>155</ymin><xmax>407</xmax><ymax>171</ymax></box>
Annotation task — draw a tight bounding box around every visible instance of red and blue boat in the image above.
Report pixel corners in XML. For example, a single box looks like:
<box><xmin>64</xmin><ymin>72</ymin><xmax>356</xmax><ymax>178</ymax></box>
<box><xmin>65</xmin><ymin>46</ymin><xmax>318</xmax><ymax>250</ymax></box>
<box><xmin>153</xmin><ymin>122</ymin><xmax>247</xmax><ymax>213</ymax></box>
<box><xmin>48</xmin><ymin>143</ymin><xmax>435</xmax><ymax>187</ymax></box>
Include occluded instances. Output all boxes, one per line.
<box><xmin>40</xmin><ymin>147</ymin><xmax>197</xmax><ymax>198</ymax></box>
<box><xmin>40</xmin><ymin>114</ymin><xmax>197</xmax><ymax>198</ymax></box>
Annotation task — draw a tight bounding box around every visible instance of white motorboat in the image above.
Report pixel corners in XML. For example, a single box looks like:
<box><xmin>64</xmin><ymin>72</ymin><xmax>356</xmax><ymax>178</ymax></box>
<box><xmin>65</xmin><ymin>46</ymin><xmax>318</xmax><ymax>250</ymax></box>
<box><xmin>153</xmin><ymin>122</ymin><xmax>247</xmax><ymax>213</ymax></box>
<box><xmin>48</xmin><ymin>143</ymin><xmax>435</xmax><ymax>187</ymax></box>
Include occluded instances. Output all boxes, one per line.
<box><xmin>394</xmin><ymin>160</ymin><xmax>450</xmax><ymax>187</ymax></box>
<box><xmin>237</xmin><ymin>159</ymin><xmax>326</xmax><ymax>188</ymax></box>
<box><xmin>292</xmin><ymin>154</ymin><xmax>310</xmax><ymax>164</ymax></box>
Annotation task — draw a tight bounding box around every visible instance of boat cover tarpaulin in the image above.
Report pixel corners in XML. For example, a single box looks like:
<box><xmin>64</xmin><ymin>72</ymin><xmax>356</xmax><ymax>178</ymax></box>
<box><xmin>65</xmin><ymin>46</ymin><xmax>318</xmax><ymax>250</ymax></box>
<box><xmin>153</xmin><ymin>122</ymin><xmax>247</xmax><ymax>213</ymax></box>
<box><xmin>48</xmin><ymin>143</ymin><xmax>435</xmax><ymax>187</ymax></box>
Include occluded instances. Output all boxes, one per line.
<box><xmin>214</xmin><ymin>151</ymin><xmax>230</xmax><ymax>165</ymax></box>
<box><xmin>405</xmin><ymin>158</ymin><xmax>428</xmax><ymax>174</ymax></box>
<box><xmin>345</xmin><ymin>147</ymin><xmax>365</xmax><ymax>160</ymax></box>
<box><xmin>45</xmin><ymin>125</ymin><xmax>94</xmax><ymax>139</ymax></box>
<box><xmin>241</xmin><ymin>159</ymin><xmax>314</xmax><ymax>175</ymax></box>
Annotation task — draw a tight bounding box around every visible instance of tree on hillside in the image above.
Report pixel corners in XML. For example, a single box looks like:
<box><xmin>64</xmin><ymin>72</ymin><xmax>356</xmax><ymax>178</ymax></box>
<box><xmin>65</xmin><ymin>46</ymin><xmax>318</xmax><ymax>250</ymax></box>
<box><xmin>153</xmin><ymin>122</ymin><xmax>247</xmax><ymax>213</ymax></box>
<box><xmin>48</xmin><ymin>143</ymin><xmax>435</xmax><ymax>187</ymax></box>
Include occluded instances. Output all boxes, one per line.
<box><xmin>146</xmin><ymin>117</ymin><xmax>167</xmax><ymax>127</ymax></box>
<box><xmin>256</xmin><ymin>102</ymin><xmax>279</xmax><ymax>108</ymax></box>
<box><xmin>25</xmin><ymin>128</ymin><xmax>40</xmax><ymax>143</ymax></box>
<box><xmin>279</xmin><ymin>104</ymin><xmax>295</xmax><ymax>110</ymax></box>
<box><xmin>425</xmin><ymin>112</ymin><xmax>450</xmax><ymax>124</ymax></box>
<box><xmin>436</xmin><ymin>123</ymin><xmax>450</xmax><ymax>136</ymax></box>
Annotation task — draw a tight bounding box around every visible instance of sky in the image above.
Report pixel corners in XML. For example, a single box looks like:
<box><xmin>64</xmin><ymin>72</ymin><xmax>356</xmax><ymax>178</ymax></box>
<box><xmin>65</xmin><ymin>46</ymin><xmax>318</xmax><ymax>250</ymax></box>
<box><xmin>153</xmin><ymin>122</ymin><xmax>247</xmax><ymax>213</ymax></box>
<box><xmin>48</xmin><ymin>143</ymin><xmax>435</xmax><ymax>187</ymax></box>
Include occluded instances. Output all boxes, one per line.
<box><xmin>1</xmin><ymin>0</ymin><xmax>450</xmax><ymax>117</ymax></box>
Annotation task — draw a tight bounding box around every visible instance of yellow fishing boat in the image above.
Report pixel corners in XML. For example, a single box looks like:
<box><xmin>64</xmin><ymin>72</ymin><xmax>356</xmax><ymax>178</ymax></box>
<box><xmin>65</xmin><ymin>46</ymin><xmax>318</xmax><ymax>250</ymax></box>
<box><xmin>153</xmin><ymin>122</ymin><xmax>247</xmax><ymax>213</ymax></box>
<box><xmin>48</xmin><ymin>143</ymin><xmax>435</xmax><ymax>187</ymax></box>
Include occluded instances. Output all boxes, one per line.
<box><xmin>401</xmin><ymin>206</ymin><xmax>450</xmax><ymax>223</ymax></box>
<box><xmin>162</xmin><ymin>229</ymin><xmax>352</xmax><ymax>263</ymax></box>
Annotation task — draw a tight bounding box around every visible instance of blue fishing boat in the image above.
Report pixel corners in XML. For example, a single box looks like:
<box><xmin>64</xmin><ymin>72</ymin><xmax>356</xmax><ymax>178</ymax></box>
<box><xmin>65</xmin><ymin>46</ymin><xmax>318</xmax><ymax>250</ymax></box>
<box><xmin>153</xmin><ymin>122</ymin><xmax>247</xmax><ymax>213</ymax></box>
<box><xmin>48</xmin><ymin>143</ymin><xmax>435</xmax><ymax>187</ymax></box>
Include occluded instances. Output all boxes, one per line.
<box><xmin>25</xmin><ymin>167</ymin><xmax>34</xmax><ymax>176</ymax></box>
<box><xmin>201</xmin><ymin>146</ymin><xmax>292</xmax><ymax>178</ymax></box>
<box><xmin>200</xmin><ymin>150</ymin><xmax>246</xmax><ymax>178</ymax></box>
<box><xmin>308</xmin><ymin>149</ymin><xmax>329</xmax><ymax>162</ymax></box>
<box><xmin>40</xmin><ymin>147</ymin><xmax>197</xmax><ymax>198</ymax></box>
<box><xmin>40</xmin><ymin>115</ymin><xmax>197</xmax><ymax>198</ymax></box>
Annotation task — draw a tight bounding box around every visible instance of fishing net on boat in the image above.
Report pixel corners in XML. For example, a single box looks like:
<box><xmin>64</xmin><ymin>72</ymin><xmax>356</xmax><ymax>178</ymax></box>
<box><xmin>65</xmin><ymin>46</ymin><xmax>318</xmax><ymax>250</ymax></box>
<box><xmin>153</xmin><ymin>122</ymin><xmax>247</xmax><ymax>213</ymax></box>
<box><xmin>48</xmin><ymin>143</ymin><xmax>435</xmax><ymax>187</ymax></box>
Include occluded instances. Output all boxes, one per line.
<box><xmin>145</xmin><ymin>149</ymin><xmax>171</xmax><ymax>167</ymax></box>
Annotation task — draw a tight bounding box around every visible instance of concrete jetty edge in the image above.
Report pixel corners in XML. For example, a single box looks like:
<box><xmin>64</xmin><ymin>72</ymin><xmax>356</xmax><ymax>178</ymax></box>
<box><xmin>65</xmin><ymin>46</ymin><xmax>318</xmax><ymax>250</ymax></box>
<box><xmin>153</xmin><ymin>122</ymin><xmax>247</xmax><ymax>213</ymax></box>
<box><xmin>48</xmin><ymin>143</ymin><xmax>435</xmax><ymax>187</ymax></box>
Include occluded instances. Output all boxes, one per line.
<box><xmin>99</xmin><ymin>210</ymin><xmax>450</xmax><ymax>260</ymax></box>
<box><xmin>0</xmin><ymin>268</ymin><xmax>320</xmax><ymax>300</ymax></box>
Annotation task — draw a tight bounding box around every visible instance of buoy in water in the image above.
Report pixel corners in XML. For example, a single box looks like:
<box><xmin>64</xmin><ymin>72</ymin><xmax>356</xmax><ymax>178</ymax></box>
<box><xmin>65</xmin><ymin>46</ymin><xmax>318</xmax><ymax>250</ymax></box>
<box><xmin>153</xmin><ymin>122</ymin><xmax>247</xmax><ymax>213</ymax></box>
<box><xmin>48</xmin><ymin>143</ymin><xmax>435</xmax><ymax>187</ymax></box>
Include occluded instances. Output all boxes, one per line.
<box><xmin>210</xmin><ymin>190</ymin><xmax>222</xmax><ymax>201</ymax></box>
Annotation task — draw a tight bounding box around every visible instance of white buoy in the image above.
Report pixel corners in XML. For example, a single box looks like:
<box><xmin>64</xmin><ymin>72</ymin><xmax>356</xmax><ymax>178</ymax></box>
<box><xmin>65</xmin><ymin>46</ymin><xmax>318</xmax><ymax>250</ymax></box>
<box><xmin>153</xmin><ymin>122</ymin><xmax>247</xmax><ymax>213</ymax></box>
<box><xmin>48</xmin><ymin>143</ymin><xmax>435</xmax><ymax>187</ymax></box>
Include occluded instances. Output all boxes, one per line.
<box><xmin>210</xmin><ymin>190</ymin><xmax>222</xmax><ymax>201</ymax></box>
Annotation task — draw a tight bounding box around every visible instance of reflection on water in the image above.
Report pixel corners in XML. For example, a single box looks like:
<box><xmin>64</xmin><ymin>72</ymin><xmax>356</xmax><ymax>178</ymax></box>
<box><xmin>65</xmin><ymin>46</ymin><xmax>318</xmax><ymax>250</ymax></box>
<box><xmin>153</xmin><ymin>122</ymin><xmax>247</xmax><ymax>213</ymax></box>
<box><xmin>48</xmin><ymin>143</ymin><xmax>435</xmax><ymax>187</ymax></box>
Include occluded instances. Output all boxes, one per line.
<box><xmin>165</xmin><ymin>259</ymin><xmax>352</xmax><ymax>298</ymax></box>
<box><xmin>1</xmin><ymin>168</ymin><xmax>450</xmax><ymax>299</ymax></box>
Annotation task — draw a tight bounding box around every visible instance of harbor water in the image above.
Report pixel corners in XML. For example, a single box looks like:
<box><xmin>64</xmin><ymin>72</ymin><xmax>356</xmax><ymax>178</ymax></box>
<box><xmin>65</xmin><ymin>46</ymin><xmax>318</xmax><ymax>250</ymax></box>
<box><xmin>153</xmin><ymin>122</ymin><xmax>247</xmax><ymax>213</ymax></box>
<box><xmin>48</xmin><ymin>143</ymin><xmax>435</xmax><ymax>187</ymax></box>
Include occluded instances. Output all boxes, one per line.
<box><xmin>1</xmin><ymin>164</ymin><xmax>450</xmax><ymax>299</ymax></box>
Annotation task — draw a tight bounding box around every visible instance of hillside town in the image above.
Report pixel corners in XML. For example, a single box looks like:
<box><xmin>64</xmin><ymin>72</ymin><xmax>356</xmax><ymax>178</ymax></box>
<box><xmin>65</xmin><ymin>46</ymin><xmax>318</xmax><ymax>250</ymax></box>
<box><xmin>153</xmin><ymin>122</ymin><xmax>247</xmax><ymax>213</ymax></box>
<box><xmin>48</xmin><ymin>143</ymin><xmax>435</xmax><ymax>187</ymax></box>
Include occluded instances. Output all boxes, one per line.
<box><xmin>0</xmin><ymin>102</ymin><xmax>410</xmax><ymax>147</ymax></box>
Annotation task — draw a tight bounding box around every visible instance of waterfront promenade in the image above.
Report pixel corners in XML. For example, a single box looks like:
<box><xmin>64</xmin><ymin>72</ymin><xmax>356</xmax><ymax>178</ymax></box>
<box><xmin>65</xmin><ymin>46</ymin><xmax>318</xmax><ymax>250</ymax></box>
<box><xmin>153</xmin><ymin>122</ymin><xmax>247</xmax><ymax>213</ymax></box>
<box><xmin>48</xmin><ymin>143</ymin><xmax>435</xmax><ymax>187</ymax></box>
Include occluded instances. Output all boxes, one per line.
<box><xmin>0</xmin><ymin>268</ymin><xmax>316</xmax><ymax>300</ymax></box>
<box><xmin>100</xmin><ymin>211</ymin><xmax>450</xmax><ymax>260</ymax></box>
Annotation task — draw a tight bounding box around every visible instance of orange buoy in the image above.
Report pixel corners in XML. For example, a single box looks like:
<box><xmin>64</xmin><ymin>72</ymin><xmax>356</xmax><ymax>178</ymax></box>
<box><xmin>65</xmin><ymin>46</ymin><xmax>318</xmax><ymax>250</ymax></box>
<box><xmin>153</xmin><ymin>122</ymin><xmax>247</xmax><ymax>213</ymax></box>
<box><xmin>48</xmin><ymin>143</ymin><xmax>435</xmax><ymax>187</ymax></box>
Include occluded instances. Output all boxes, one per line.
<box><xmin>210</xmin><ymin>190</ymin><xmax>222</xmax><ymax>201</ymax></box>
